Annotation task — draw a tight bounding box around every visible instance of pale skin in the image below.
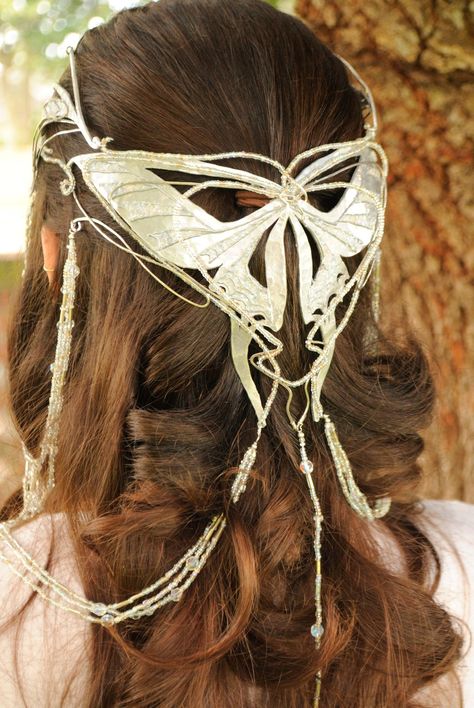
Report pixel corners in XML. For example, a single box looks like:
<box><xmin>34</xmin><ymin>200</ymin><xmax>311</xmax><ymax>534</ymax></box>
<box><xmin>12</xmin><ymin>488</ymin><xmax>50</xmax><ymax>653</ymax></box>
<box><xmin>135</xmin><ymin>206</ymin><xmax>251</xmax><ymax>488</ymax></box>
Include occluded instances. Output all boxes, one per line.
<box><xmin>41</xmin><ymin>224</ymin><xmax>60</xmax><ymax>286</ymax></box>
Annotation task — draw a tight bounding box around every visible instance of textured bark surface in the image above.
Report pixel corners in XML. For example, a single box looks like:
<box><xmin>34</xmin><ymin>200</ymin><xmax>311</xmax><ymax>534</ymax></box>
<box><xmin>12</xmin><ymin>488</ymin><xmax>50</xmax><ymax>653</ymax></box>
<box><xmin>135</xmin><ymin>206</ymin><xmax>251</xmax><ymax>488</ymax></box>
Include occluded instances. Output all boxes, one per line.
<box><xmin>296</xmin><ymin>0</ymin><xmax>473</xmax><ymax>501</ymax></box>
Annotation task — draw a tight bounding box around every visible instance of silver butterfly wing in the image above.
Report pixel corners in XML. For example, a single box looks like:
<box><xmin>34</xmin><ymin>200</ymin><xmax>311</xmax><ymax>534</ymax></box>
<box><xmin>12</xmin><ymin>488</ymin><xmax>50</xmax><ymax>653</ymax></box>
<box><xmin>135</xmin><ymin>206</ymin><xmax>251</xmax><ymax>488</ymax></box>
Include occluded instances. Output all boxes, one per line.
<box><xmin>293</xmin><ymin>144</ymin><xmax>386</xmax><ymax>326</ymax></box>
<box><xmin>73</xmin><ymin>151</ymin><xmax>291</xmax><ymax>333</ymax></box>
<box><xmin>289</xmin><ymin>144</ymin><xmax>386</xmax><ymax>413</ymax></box>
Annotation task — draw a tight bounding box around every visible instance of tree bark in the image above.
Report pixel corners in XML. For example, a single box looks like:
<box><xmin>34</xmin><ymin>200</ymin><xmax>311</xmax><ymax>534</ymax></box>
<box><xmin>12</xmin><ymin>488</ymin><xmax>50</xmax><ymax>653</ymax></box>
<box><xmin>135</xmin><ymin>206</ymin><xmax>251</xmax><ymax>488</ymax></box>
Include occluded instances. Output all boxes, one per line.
<box><xmin>296</xmin><ymin>0</ymin><xmax>473</xmax><ymax>501</ymax></box>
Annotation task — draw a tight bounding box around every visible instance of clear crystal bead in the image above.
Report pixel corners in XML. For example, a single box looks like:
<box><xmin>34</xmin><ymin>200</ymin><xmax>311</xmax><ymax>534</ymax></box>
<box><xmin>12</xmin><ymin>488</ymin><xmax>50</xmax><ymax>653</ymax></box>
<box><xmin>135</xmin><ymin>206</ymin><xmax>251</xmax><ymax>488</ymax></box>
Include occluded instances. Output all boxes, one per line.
<box><xmin>101</xmin><ymin>613</ymin><xmax>114</xmax><ymax>623</ymax></box>
<box><xmin>299</xmin><ymin>460</ymin><xmax>314</xmax><ymax>474</ymax></box>
<box><xmin>92</xmin><ymin>603</ymin><xmax>108</xmax><ymax>616</ymax></box>
<box><xmin>310</xmin><ymin>623</ymin><xmax>324</xmax><ymax>639</ymax></box>
<box><xmin>44</xmin><ymin>98</ymin><xmax>67</xmax><ymax>119</ymax></box>
<box><xmin>186</xmin><ymin>555</ymin><xmax>199</xmax><ymax>569</ymax></box>
<box><xmin>169</xmin><ymin>588</ymin><xmax>182</xmax><ymax>602</ymax></box>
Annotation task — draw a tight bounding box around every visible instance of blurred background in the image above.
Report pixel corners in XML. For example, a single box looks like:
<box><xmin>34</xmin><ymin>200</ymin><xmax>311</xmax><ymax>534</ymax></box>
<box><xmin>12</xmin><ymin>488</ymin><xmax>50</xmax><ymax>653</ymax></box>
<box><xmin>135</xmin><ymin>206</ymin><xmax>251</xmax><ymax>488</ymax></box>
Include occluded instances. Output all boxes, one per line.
<box><xmin>0</xmin><ymin>0</ymin><xmax>472</xmax><ymax>507</ymax></box>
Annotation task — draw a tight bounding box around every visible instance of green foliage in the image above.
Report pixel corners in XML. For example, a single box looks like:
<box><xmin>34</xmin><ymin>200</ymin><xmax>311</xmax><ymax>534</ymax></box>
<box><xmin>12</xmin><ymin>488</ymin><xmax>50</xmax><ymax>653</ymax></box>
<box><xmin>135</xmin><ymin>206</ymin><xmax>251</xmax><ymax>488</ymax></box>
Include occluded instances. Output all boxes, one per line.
<box><xmin>0</xmin><ymin>259</ymin><xmax>23</xmax><ymax>291</ymax></box>
<box><xmin>1</xmin><ymin>0</ymin><xmax>118</xmax><ymax>77</ymax></box>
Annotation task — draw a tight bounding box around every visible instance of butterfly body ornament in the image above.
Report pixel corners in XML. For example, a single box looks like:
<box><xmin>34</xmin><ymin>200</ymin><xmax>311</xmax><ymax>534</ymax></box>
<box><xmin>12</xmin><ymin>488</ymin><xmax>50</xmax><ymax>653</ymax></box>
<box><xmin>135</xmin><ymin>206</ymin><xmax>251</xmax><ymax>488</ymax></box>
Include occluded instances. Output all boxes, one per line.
<box><xmin>0</xmin><ymin>45</ymin><xmax>390</xmax><ymax>706</ymax></box>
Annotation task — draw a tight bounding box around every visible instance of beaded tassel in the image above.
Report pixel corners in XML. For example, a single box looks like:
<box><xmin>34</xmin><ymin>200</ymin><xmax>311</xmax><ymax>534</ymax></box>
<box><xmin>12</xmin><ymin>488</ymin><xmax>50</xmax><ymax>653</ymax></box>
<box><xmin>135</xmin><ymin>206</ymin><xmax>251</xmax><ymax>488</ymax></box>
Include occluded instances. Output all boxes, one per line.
<box><xmin>306</xmin><ymin>365</ymin><xmax>392</xmax><ymax>703</ymax></box>
<box><xmin>17</xmin><ymin>222</ymin><xmax>80</xmax><ymax>521</ymax></box>
<box><xmin>296</xmin><ymin>423</ymin><xmax>324</xmax><ymax>707</ymax></box>
<box><xmin>21</xmin><ymin>186</ymin><xmax>36</xmax><ymax>280</ymax></box>
<box><xmin>231</xmin><ymin>379</ymin><xmax>279</xmax><ymax>503</ymax></box>
<box><xmin>323</xmin><ymin>413</ymin><xmax>391</xmax><ymax>521</ymax></box>
<box><xmin>1</xmin><ymin>220</ymin><xmax>228</xmax><ymax>625</ymax></box>
<box><xmin>371</xmin><ymin>247</ymin><xmax>382</xmax><ymax>325</ymax></box>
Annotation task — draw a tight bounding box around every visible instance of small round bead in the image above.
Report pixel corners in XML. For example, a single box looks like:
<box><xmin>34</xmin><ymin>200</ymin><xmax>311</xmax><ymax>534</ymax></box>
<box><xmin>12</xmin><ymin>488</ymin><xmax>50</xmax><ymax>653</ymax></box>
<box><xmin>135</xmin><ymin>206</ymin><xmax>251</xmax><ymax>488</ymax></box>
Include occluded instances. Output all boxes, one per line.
<box><xmin>186</xmin><ymin>555</ymin><xmax>199</xmax><ymax>569</ymax></box>
<box><xmin>100</xmin><ymin>613</ymin><xmax>114</xmax><ymax>624</ymax></box>
<box><xmin>310</xmin><ymin>624</ymin><xmax>324</xmax><ymax>639</ymax></box>
<box><xmin>299</xmin><ymin>460</ymin><xmax>314</xmax><ymax>474</ymax></box>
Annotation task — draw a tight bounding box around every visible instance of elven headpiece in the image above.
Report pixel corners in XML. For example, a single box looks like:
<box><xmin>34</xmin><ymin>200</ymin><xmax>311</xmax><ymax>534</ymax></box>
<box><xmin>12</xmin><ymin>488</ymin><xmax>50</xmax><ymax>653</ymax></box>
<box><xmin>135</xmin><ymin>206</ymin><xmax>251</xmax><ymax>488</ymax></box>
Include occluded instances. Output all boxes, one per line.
<box><xmin>0</xmin><ymin>43</ymin><xmax>390</xmax><ymax>706</ymax></box>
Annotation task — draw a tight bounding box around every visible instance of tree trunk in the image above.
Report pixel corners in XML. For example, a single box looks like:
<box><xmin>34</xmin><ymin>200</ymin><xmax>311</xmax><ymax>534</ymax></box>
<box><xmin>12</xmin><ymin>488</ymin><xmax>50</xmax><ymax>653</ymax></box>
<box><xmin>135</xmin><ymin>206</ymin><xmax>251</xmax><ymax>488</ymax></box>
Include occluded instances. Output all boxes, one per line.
<box><xmin>296</xmin><ymin>0</ymin><xmax>473</xmax><ymax>501</ymax></box>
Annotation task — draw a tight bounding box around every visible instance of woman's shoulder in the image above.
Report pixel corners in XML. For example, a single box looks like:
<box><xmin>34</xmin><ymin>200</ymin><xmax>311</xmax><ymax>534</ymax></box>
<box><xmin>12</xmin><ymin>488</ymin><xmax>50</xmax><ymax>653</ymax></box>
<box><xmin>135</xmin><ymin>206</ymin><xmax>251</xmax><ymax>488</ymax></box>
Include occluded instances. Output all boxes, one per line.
<box><xmin>412</xmin><ymin>498</ymin><xmax>474</xmax><ymax>706</ymax></box>
<box><xmin>416</xmin><ymin>498</ymin><xmax>474</xmax><ymax>601</ymax></box>
<box><xmin>418</xmin><ymin>497</ymin><xmax>474</xmax><ymax>531</ymax></box>
<box><xmin>0</xmin><ymin>512</ymin><xmax>91</xmax><ymax>707</ymax></box>
<box><xmin>417</xmin><ymin>497</ymin><xmax>474</xmax><ymax>552</ymax></box>
<box><xmin>0</xmin><ymin>511</ymin><xmax>86</xmax><ymax>611</ymax></box>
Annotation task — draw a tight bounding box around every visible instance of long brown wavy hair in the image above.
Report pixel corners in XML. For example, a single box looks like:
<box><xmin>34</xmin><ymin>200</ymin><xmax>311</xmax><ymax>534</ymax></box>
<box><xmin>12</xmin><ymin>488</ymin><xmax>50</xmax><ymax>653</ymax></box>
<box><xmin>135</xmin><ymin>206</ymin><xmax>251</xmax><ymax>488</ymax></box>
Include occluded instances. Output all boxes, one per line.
<box><xmin>2</xmin><ymin>0</ymin><xmax>466</xmax><ymax>705</ymax></box>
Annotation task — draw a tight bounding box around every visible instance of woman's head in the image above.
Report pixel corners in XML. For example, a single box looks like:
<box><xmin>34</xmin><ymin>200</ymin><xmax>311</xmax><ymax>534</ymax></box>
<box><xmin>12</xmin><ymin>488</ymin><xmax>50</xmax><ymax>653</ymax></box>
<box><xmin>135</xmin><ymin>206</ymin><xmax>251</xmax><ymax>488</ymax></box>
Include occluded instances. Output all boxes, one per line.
<box><xmin>18</xmin><ymin>0</ymin><xmax>374</xmax><ymax>507</ymax></box>
<box><xmin>39</xmin><ymin>0</ymin><xmax>366</xmax><ymax>302</ymax></box>
<box><xmin>4</xmin><ymin>1</ymin><xmax>464</xmax><ymax>706</ymax></box>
